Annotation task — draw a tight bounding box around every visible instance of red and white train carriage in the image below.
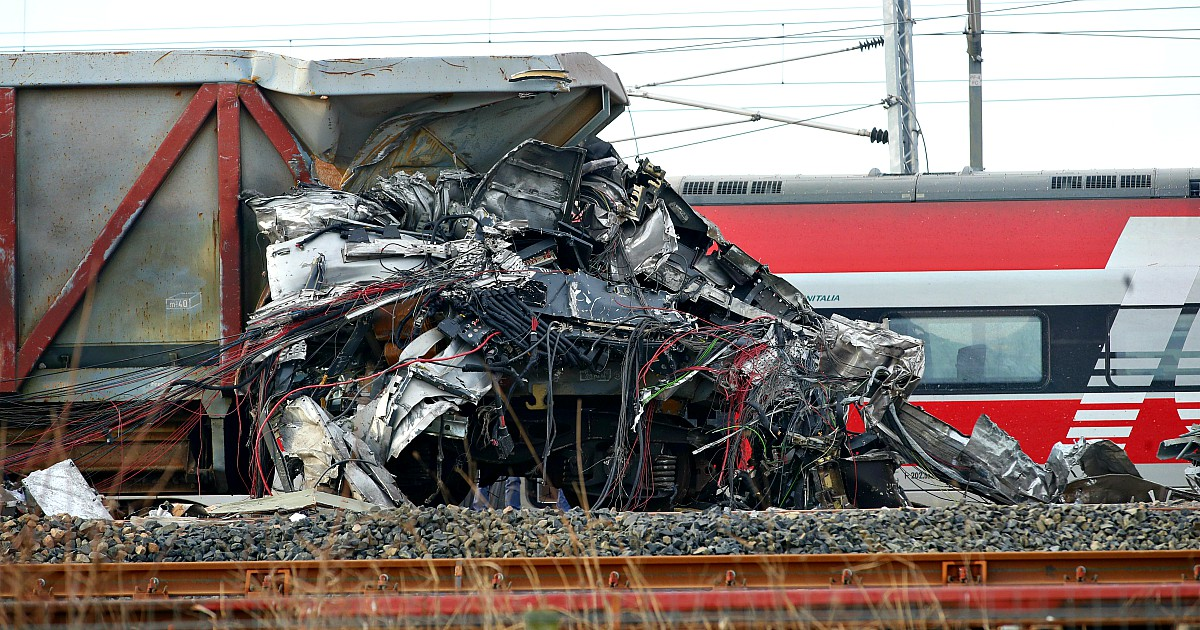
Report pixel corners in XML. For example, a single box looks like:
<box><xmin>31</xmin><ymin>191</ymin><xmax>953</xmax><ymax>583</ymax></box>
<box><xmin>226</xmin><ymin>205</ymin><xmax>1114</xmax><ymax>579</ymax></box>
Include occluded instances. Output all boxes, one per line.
<box><xmin>677</xmin><ymin>168</ymin><xmax>1200</xmax><ymax>494</ymax></box>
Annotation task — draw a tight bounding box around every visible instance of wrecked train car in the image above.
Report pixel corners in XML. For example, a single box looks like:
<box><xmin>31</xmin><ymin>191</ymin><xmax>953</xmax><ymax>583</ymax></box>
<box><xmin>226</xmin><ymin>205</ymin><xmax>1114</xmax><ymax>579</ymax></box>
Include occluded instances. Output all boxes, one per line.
<box><xmin>0</xmin><ymin>50</ymin><xmax>623</xmax><ymax>495</ymax></box>
<box><xmin>0</xmin><ymin>50</ymin><xmax>1065</xmax><ymax>510</ymax></box>
<box><xmin>230</xmin><ymin>138</ymin><xmax>928</xmax><ymax>510</ymax></box>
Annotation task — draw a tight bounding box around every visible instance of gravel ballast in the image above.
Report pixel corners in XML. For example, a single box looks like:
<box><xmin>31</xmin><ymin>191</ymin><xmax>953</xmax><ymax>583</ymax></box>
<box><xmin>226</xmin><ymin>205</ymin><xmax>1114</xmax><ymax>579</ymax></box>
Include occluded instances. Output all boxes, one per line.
<box><xmin>2</xmin><ymin>503</ymin><xmax>1198</xmax><ymax>564</ymax></box>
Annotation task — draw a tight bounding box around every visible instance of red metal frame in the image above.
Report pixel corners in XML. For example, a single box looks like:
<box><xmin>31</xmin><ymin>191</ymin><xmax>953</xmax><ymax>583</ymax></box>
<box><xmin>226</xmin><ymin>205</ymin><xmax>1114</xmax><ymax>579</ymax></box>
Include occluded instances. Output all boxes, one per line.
<box><xmin>0</xmin><ymin>82</ymin><xmax>313</xmax><ymax>391</ymax></box>
<box><xmin>0</xmin><ymin>88</ymin><xmax>16</xmax><ymax>387</ymax></box>
<box><xmin>216</xmin><ymin>84</ymin><xmax>242</xmax><ymax>352</ymax></box>
<box><xmin>239</xmin><ymin>84</ymin><xmax>313</xmax><ymax>184</ymax></box>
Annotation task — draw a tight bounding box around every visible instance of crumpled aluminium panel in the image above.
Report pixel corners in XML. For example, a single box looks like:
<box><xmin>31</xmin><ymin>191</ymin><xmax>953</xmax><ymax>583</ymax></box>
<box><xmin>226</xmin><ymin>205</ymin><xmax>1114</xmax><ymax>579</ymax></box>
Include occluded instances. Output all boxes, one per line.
<box><xmin>1159</xmin><ymin>425</ymin><xmax>1200</xmax><ymax>493</ymax></box>
<box><xmin>244</xmin><ymin>184</ymin><xmax>396</xmax><ymax>243</ymax></box>
<box><xmin>275</xmin><ymin>396</ymin><xmax>405</xmax><ymax>507</ymax></box>
<box><xmin>866</xmin><ymin>400</ymin><xmax>1068</xmax><ymax>504</ymax></box>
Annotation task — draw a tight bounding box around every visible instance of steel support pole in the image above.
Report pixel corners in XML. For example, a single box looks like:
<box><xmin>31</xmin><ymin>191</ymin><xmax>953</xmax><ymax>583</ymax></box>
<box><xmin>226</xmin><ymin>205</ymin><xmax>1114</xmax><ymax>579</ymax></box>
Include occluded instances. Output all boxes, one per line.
<box><xmin>883</xmin><ymin>0</ymin><xmax>920</xmax><ymax>174</ymax></box>
<box><xmin>967</xmin><ymin>0</ymin><xmax>984</xmax><ymax>171</ymax></box>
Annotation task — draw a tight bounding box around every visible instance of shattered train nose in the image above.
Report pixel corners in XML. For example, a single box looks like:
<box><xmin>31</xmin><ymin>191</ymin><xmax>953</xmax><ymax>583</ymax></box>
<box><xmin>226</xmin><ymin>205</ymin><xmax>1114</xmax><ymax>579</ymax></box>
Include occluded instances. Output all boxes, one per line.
<box><xmin>215</xmin><ymin>138</ymin><xmax>1050</xmax><ymax>511</ymax></box>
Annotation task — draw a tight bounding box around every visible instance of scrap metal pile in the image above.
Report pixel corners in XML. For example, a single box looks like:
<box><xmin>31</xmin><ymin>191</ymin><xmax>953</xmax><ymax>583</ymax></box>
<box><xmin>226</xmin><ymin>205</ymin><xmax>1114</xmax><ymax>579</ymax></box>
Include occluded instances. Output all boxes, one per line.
<box><xmin>139</xmin><ymin>137</ymin><xmax>1074</xmax><ymax>512</ymax></box>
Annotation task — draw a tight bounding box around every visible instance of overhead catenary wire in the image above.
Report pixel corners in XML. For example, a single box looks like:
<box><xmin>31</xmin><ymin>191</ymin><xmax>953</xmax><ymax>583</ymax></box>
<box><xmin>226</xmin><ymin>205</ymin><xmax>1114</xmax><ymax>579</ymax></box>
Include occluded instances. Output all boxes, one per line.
<box><xmin>628</xmin><ymin>74</ymin><xmax>1200</xmax><ymax>88</ymax></box>
<box><xmin>607</xmin><ymin>118</ymin><xmax>755</xmax><ymax>144</ymax></box>
<box><xmin>4</xmin><ymin>0</ymin><xmax>1145</xmax><ymax>44</ymax></box>
<box><xmin>623</xmin><ymin>90</ymin><xmax>1199</xmax><ymax>117</ymax></box>
<box><xmin>3</xmin><ymin>1</ymin><xmax>1192</xmax><ymax>41</ymax></box>
<box><xmin>6</xmin><ymin>0</ymin><xmax>1189</xmax><ymax>55</ymax></box>
<box><xmin>599</xmin><ymin>0</ymin><xmax>1100</xmax><ymax>57</ymax></box>
<box><xmin>631</xmin><ymin>37</ymin><xmax>883</xmax><ymax>89</ymax></box>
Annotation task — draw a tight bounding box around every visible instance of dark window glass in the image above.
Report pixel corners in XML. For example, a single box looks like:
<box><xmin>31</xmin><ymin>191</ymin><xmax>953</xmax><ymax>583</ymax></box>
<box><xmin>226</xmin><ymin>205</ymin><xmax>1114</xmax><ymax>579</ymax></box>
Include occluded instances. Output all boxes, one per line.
<box><xmin>889</xmin><ymin>313</ymin><xmax>1044</xmax><ymax>385</ymax></box>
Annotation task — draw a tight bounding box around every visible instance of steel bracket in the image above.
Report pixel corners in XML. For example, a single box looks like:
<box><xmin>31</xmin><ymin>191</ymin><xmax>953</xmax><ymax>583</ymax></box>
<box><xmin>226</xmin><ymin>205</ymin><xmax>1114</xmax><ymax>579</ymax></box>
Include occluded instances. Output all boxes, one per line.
<box><xmin>943</xmin><ymin>560</ymin><xmax>987</xmax><ymax>584</ymax></box>
<box><xmin>133</xmin><ymin>577</ymin><xmax>168</xmax><ymax>599</ymax></box>
<box><xmin>245</xmin><ymin>568</ymin><xmax>292</xmax><ymax>597</ymax></box>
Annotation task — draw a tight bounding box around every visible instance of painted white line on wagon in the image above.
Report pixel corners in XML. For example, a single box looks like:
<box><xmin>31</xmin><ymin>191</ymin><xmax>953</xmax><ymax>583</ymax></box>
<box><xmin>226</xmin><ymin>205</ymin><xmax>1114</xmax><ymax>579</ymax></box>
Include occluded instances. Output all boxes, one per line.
<box><xmin>1094</xmin><ymin>358</ymin><xmax>1162</xmax><ymax>370</ymax></box>
<box><xmin>1080</xmin><ymin>392</ymin><xmax>1146</xmax><ymax>405</ymax></box>
<box><xmin>1073</xmin><ymin>409</ymin><xmax>1140</xmax><ymax>422</ymax></box>
<box><xmin>1066</xmin><ymin>425</ymin><xmax>1133</xmax><ymax>439</ymax></box>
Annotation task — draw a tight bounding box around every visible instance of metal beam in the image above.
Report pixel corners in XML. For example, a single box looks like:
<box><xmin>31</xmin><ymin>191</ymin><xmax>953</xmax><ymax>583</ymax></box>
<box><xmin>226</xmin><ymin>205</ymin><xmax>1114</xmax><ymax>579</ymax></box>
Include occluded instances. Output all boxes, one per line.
<box><xmin>8</xmin><ymin>583</ymin><xmax>1200</xmax><ymax>628</ymax></box>
<box><xmin>15</xmin><ymin>85</ymin><xmax>218</xmax><ymax>382</ymax></box>
<box><xmin>0</xmin><ymin>89</ymin><xmax>16</xmax><ymax>391</ymax></box>
<box><xmin>237</xmin><ymin>84</ymin><xmax>312</xmax><ymax>184</ymax></box>
<box><xmin>4</xmin><ymin>550</ymin><xmax>1199</xmax><ymax>598</ymax></box>
<box><xmin>216</xmin><ymin>84</ymin><xmax>242</xmax><ymax>351</ymax></box>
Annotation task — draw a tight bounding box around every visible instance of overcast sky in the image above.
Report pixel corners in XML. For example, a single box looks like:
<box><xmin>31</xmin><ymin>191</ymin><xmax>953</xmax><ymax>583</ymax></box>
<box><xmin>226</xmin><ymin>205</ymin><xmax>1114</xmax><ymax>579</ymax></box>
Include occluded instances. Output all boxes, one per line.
<box><xmin>1</xmin><ymin>0</ymin><xmax>1195</xmax><ymax>177</ymax></box>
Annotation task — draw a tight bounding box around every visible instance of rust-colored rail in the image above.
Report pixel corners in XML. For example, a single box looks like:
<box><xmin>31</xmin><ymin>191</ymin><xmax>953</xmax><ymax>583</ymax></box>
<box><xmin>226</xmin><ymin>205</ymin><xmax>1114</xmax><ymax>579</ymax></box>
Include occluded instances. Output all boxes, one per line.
<box><xmin>3</xmin><ymin>550</ymin><xmax>1199</xmax><ymax>600</ymax></box>
<box><xmin>4</xmin><ymin>583</ymin><xmax>1200</xmax><ymax>628</ymax></box>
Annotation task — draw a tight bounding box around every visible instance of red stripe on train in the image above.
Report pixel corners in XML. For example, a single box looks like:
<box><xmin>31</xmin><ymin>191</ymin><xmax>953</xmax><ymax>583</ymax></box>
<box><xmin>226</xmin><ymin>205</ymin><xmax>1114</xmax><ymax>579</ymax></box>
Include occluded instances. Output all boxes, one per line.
<box><xmin>905</xmin><ymin>398</ymin><xmax>1194</xmax><ymax>464</ymax></box>
<box><xmin>697</xmin><ymin>198</ymin><xmax>1200</xmax><ymax>273</ymax></box>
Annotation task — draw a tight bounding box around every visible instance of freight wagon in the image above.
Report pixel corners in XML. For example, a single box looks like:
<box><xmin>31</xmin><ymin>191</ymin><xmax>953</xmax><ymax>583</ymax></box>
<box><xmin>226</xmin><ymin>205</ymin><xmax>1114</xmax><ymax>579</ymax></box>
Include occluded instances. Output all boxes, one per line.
<box><xmin>0</xmin><ymin>50</ymin><xmax>625</xmax><ymax>494</ymax></box>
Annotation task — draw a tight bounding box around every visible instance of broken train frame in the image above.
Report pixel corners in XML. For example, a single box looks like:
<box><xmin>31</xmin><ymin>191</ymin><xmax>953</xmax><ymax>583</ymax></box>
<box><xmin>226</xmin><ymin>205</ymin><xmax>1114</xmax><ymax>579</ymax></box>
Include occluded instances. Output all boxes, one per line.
<box><xmin>0</xmin><ymin>50</ymin><xmax>1073</xmax><ymax>510</ymax></box>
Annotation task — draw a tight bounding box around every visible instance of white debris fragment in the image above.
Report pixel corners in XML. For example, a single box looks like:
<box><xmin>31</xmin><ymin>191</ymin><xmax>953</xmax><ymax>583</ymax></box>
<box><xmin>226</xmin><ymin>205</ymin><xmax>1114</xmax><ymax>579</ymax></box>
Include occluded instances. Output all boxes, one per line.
<box><xmin>22</xmin><ymin>459</ymin><xmax>113</xmax><ymax>520</ymax></box>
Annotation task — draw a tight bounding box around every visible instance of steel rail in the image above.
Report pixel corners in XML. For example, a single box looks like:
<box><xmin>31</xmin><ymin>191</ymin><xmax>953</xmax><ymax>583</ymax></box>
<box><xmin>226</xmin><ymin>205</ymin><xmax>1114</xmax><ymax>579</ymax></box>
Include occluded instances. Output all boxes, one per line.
<box><xmin>4</xmin><ymin>550</ymin><xmax>1199</xmax><ymax>600</ymax></box>
<box><xmin>4</xmin><ymin>584</ymin><xmax>1200</xmax><ymax>628</ymax></box>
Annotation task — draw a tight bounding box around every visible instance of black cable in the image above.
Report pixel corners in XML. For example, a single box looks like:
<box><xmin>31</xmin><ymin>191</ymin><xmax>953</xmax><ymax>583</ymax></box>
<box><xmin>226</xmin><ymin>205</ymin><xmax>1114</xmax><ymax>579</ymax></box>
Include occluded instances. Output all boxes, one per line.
<box><xmin>15</xmin><ymin>0</ymin><xmax>1182</xmax><ymax>42</ymax></box>
<box><xmin>313</xmin><ymin>457</ymin><xmax>389</xmax><ymax>488</ymax></box>
<box><xmin>431</xmin><ymin>214</ymin><xmax>480</xmax><ymax>243</ymax></box>
<box><xmin>171</xmin><ymin>359</ymin><xmax>272</xmax><ymax>393</ymax></box>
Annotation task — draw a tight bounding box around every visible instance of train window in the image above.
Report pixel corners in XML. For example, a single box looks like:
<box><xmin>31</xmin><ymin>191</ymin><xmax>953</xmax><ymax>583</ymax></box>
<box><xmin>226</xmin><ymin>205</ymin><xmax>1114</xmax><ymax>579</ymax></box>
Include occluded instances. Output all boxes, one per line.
<box><xmin>888</xmin><ymin>313</ymin><xmax>1045</xmax><ymax>387</ymax></box>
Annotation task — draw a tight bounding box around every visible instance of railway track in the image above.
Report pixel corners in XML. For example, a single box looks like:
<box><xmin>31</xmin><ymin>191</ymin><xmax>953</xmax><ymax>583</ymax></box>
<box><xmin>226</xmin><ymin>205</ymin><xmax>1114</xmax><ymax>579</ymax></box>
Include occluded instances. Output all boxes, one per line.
<box><xmin>4</xmin><ymin>551</ymin><xmax>1200</xmax><ymax>627</ymax></box>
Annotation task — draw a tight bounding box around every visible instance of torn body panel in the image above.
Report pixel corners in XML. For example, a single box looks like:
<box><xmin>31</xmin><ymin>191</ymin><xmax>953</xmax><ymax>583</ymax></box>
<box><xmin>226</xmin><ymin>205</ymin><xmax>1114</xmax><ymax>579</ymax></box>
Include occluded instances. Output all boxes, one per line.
<box><xmin>867</xmin><ymin>401</ymin><xmax>1067</xmax><ymax>504</ymax></box>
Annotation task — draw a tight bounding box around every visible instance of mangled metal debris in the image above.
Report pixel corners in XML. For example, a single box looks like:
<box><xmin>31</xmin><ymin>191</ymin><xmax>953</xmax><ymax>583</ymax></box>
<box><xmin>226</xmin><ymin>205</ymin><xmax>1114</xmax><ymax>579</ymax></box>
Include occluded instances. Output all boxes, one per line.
<box><xmin>163</xmin><ymin>137</ymin><xmax>1091</xmax><ymax>511</ymax></box>
<box><xmin>1058</xmin><ymin>438</ymin><xmax>1200</xmax><ymax>502</ymax></box>
<box><xmin>1159</xmin><ymin>425</ymin><xmax>1200</xmax><ymax>493</ymax></box>
<box><xmin>865</xmin><ymin>402</ymin><xmax>1069</xmax><ymax>504</ymax></box>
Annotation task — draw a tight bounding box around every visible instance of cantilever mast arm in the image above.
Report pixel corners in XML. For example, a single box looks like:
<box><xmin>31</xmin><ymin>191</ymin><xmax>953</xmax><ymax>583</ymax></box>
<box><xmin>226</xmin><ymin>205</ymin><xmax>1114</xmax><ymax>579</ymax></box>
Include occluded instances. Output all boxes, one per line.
<box><xmin>626</xmin><ymin>90</ymin><xmax>883</xmax><ymax>140</ymax></box>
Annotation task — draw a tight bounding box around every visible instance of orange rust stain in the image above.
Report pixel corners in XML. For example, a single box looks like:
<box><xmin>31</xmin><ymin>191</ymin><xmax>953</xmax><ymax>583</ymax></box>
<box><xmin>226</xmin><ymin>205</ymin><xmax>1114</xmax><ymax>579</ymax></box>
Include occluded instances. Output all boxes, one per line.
<box><xmin>311</xmin><ymin>159</ymin><xmax>343</xmax><ymax>190</ymax></box>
